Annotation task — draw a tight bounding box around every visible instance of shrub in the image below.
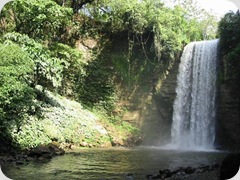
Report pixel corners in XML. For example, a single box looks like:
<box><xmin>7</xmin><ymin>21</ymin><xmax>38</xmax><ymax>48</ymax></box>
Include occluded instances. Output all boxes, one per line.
<box><xmin>0</xmin><ymin>43</ymin><xmax>35</xmax><ymax>133</ymax></box>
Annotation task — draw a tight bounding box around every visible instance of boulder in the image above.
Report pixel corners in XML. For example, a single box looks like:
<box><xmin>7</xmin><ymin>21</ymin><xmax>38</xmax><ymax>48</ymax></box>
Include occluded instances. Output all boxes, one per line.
<box><xmin>184</xmin><ymin>167</ymin><xmax>195</xmax><ymax>174</ymax></box>
<box><xmin>148</xmin><ymin>163</ymin><xmax>220</xmax><ymax>179</ymax></box>
<box><xmin>28</xmin><ymin>143</ymin><xmax>65</xmax><ymax>158</ymax></box>
<box><xmin>80</xmin><ymin>141</ymin><xmax>88</xmax><ymax>147</ymax></box>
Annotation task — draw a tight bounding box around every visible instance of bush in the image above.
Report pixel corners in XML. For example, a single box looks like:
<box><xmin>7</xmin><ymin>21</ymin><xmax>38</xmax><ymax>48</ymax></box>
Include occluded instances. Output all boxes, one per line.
<box><xmin>218</xmin><ymin>11</ymin><xmax>240</xmax><ymax>80</ymax></box>
<box><xmin>78</xmin><ymin>58</ymin><xmax>115</xmax><ymax>110</ymax></box>
<box><xmin>0</xmin><ymin>43</ymin><xmax>35</xmax><ymax>133</ymax></box>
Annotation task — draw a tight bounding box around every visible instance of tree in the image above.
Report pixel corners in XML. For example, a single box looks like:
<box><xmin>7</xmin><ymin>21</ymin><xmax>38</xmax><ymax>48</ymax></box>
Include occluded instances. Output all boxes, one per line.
<box><xmin>0</xmin><ymin>43</ymin><xmax>35</xmax><ymax>132</ymax></box>
<box><xmin>54</xmin><ymin>0</ymin><xmax>95</xmax><ymax>13</ymax></box>
<box><xmin>3</xmin><ymin>32</ymin><xmax>65</xmax><ymax>88</ymax></box>
<box><xmin>162</xmin><ymin>0</ymin><xmax>218</xmax><ymax>40</ymax></box>
<box><xmin>218</xmin><ymin>11</ymin><xmax>240</xmax><ymax>80</ymax></box>
<box><xmin>10</xmin><ymin>0</ymin><xmax>72</xmax><ymax>42</ymax></box>
<box><xmin>50</xmin><ymin>43</ymin><xmax>86</xmax><ymax>97</ymax></box>
<box><xmin>71</xmin><ymin>0</ymin><xmax>95</xmax><ymax>13</ymax></box>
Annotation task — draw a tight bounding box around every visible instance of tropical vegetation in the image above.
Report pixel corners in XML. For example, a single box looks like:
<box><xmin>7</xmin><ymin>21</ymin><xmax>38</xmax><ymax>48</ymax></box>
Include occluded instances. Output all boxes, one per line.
<box><xmin>0</xmin><ymin>0</ymin><xmax>223</xmax><ymax>150</ymax></box>
<box><xmin>218</xmin><ymin>10</ymin><xmax>240</xmax><ymax>81</ymax></box>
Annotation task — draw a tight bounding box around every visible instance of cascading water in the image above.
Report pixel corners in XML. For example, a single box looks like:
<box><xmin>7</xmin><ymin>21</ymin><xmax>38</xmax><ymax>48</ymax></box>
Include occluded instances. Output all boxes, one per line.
<box><xmin>170</xmin><ymin>39</ymin><xmax>219</xmax><ymax>150</ymax></box>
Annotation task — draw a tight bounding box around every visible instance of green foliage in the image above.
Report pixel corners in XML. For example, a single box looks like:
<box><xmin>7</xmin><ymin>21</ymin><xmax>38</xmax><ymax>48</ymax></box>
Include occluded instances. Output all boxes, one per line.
<box><xmin>110</xmin><ymin>54</ymin><xmax>130</xmax><ymax>84</ymax></box>
<box><xmin>80</xmin><ymin>0</ymin><xmax>215</xmax><ymax>62</ymax></box>
<box><xmin>218</xmin><ymin>11</ymin><xmax>240</xmax><ymax>53</ymax></box>
<box><xmin>11</xmin><ymin>0</ymin><xmax>72</xmax><ymax>42</ymax></box>
<box><xmin>163</xmin><ymin>0</ymin><xmax>218</xmax><ymax>40</ymax></box>
<box><xmin>13</xmin><ymin>117</ymin><xmax>51</xmax><ymax>149</ymax></box>
<box><xmin>151</xmin><ymin>5</ymin><xmax>191</xmax><ymax>59</ymax></box>
<box><xmin>0</xmin><ymin>43</ymin><xmax>35</xmax><ymax>131</ymax></box>
<box><xmin>225</xmin><ymin>44</ymin><xmax>240</xmax><ymax>79</ymax></box>
<box><xmin>218</xmin><ymin>11</ymin><xmax>240</xmax><ymax>80</ymax></box>
<box><xmin>3</xmin><ymin>32</ymin><xmax>65</xmax><ymax>88</ymax></box>
<box><xmin>93</xmin><ymin>107</ymin><xmax>140</xmax><ymax>141</ymax></box>
<box><xmin>54</xmin><ymin>0</ymin><xmax>95</xmax><ymax>14</ymax></box>
<box><xmin>0</xmin><ymin>0</ymin><xmax>221</xmax><ymax>151</ymax></box>
<box><xmin>76</xmin><ymin>0</ymin><xmax>212</xmax><ymax>97</ymax></box>
<box><xmin>79</xmin><ymin>58</ymin><xmax>115</xmax><ymax>110</ymax></box>
<box><xmin>3</xmin><ymin>33</ymin><xmax>87</xmax><ymax>96</ymax></box>
<box><xmin>0</xmin><ymin>2</ymin><xmax>16</xmax><ymax>35</ymax></box>
<box><xmin>50</xmin><ymin>43</ymin><xmax>86</xmax><ymax>96</ymax></box>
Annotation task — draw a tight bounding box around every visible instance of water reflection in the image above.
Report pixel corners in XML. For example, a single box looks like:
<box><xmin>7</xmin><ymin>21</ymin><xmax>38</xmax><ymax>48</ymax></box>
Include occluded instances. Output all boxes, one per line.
<box><xmin>2</xmin><ymin>147</ymin><xmax>227</xmax><ymax>180</ymax></box>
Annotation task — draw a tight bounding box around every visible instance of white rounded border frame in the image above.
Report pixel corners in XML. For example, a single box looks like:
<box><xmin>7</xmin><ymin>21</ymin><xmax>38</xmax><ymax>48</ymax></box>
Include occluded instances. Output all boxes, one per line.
<box><xmin>227</xmin><ymin>0</ymin><xmax>240</xmax><ymax>10</ymax></box>
<box><xmin>0</xmin><ymin>0</ymin><xmax>12</xmax><ymax>12</ymax></box>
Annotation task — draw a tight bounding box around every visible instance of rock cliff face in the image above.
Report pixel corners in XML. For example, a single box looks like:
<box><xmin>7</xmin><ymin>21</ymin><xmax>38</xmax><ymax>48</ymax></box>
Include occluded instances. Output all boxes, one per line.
<box><xmin>140</xmin><ymin>55</ymin><xmax>240</xmax><ymax>149</ymax></box>
<box><xmin>107</xmin><ymin>33</ymin><xmax>180</xmax><ymax>146</ymax></box>
<box><xmin>216</xmin><ymin>80</ymin><xmax>240</xmax><ymax>151</ymax></box>
<box><xmin>110</xmin><ymin>35</ymin><xmax>239</xmax><ymax>149</ymax></box>
<box><xmin>112</xmin><ymin>60</ymin><xmax>179</xmax><ymax>146</ymax></box>
<box><xmin>141</xmin><ymin>61</ymin><xmax>179</xmax><ymax>145</ymax></box>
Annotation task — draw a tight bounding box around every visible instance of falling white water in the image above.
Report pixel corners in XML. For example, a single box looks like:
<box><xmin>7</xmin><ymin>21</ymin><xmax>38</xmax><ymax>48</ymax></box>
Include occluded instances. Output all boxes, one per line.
<box><xmin>170</xmin><ymin>39</ymin><xmax>219</xmax><ymax>150</ymax></box>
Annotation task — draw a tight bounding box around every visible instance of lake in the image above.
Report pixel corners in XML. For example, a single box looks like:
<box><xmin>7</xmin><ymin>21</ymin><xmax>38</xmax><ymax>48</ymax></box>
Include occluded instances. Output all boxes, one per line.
<box><xmin>2</xmin><ymin>146</ymin><xmax>227</xmax><ymax>180</ymax></box>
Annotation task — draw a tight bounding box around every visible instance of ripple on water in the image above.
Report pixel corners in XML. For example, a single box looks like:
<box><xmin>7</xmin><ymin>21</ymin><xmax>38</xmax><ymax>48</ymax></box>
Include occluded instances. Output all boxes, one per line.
<box><xmin>2</xmin><ymin>147</ymin><xmax>228</xmax><ymax>180</ymax></box>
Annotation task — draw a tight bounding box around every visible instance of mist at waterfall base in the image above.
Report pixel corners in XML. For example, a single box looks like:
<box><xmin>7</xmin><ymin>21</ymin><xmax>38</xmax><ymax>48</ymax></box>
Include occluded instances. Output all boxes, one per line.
<box><xmin>163</xmin><ymin>39</ymin><xmax>219</xmax><ymax>152</ymax></box>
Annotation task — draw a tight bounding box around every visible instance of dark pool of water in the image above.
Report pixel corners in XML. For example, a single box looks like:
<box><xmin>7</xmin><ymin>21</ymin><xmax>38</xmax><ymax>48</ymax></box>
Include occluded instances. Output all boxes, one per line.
<box><xmin>2</xmin><ymin>146</ymin><xmax>228</xmax><ymax>180</ymax></box>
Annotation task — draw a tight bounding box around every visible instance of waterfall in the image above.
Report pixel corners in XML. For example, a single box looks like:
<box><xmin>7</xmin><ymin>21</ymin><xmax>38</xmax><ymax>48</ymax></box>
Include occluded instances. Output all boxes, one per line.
<box><xmin>171</xmin><ymin>39</ymin><xmax>219</xmax><ymax>150</ymax></box>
